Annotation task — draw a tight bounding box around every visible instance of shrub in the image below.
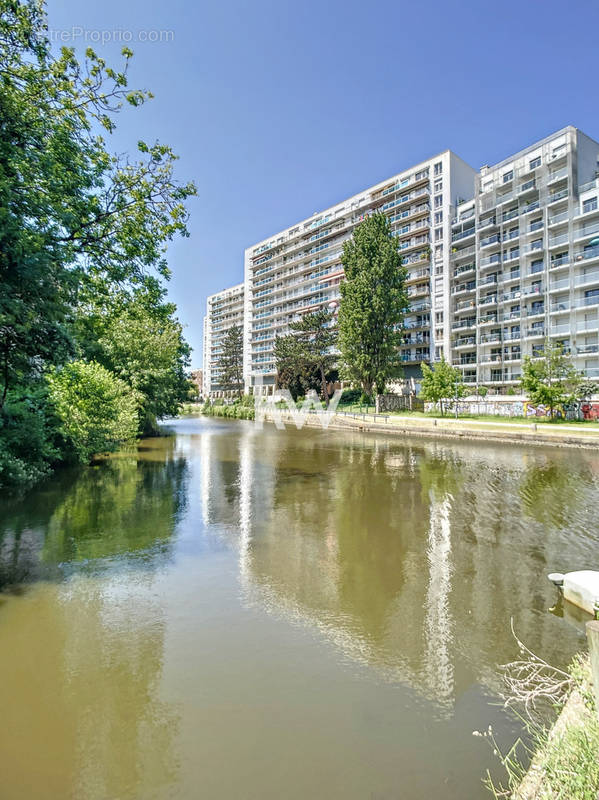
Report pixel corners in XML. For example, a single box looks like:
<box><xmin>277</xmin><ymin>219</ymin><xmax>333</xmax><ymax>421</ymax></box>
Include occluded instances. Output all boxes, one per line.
<box><xmin>47</xmin><ymin>361</ymin><xmax>139</xmax><ymax>464</ymax></box>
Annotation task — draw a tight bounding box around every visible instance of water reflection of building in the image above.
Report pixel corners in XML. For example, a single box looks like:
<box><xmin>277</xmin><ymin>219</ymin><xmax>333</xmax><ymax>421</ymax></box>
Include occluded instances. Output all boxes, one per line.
<box><xmin>203</xmin><ymin>425</ymin><xmax>597</xmax><ymax>713</ymax></box>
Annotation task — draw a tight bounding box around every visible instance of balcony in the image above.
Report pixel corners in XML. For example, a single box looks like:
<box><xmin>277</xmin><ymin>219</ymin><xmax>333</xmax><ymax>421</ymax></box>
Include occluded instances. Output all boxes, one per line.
<box><xmin>452</xmin><ymin>318</ymin><xmax>476</xmax><ymax>331</ymax></box>
<box><xmin>451</xmin><ymin>226</ymin><xmax>476</xmax><ymax>243</ymax></box>
<box><xmin>548</xmin><ymin>211</ymin><xmax>569</xmax><ymax>227</ymax></box>
<box><xmin>480</xmin><ymin>354</ymin><xmax>503</xmax><ymax>363</ymax></box>
<box><xmin>480</xmin><ymin>253</ymin><xmax>502</xmax><ymax>269</ymax></box>
<box><xmin>547</xmin><ymin>167</ymin><xmax>568</xmax><ymax>185</ymax></box>
<box><xmin>549</xmin><ymin>254</ymin><xmax>570</xmax><ymax>270</ymax></box>
<box><xmin>479</xmin><ymin>314</ymin><xmax>498</xmax><ymax>325</ymax></box>
<box><xmin>480</xmin><ymin>333</ymin><xmax>502</xmax><ymax>343</ymax></box>
<box><xmin>527</xmin><ymin>327</ymin><xmax>545</xmax><ymax>337</ymax></box>
<box><xmin>479</xmin><ymin>274</ymin><xmax>499</xmax><ymax>286</ymax></box>
<box><xmin>521</xmin><ymin>200</ymin><xmax>540</xmax><ymax>215</ymax></box>
<box><xmin>502</xmin><ymin>208</ymin><xmax>519</xmax><ymax>223</ymax></box>
<box><xmin>454</xmin><ymin>262</ymin><xmax>476</xmax><ymax>277</ymax></box>
<box><xmin>547</xmin><ymin>189</ymin><xmax>569</xmax><ymax>205</ymax></box>
<box><xmin>574</xmin><ymin>245</ymin><xmax>599</xmax><ymax>264</ymax></box>
<box><xmin>479</xmin><ymin>216</ymin><xmax>497</xmax><ymax>230</ymax></box>
<box><xmin>576</xmin><ymin>344</ymin><xmax>599</xmax><ymax>355</ymax></box>
<box><xmin>504</xmin><ymin>270</ymin><xmax>521</xmax><ymax>282</ymax></box>
<box><xmin>518</xmin><ymin>179</ymin><xmax>537</xmax><ymax>195</ymax></box>
<box><xmin>526</xmin><ymin>305</ymin><xmax>545</xmax><ymax>318</ymax></box>
<box><xmin>453</xmin><ymin>336</ymin><xmax>476</xmax><ymax>348</ymax></box>
<box><xmin>549</xmin><ymin>277</ymin><xmax>570</xmax><ymax>292</ymax></box>
<box><xmin>451</xmin><ymin>244</ymin><xmax>477</xmax><ymax>260</ymax></box>
<box><xmin>503</xmin><ymin>331</ymin><xmax>521</xmax><ymax>341</ymax></box>
<box><xmin>547</xmin><ymin>234</ymin><xmax>569</xmax><ymax>251</ymax></box>
<box><xmin>454</xmin><ymin>298</ymin><xmax>477</xmax><ymax>312</ymax></box>
<box><xmin>502</xmin><ymin>290</ymin><xmax>522</xmax><ymax>302</ymax></box>
<box><xmin>481</xmin><ymin>233</ymin><xmax>501</xmax><ymax>248</ymax></box>
<box><xmin>479</xmin><ymin>295</ymin><xmax>498</xmax><ymax>307</ymax></box>
<box><xmin>452</xmin><ymin>282</ymin><xmax>476</xmax><ymax>296</ymax></box>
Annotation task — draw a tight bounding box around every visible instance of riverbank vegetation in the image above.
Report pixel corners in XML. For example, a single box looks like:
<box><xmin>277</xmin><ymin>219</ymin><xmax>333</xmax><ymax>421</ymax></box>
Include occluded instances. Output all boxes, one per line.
<box><xmin>0</xmin><ymin>2</ymin><xmax>196</xmax><ymax>487</ymax></box>
<box><xmin>478</xmin><ymin>646</ymin><xmax>598</xmax><ymax>800</ymax></box>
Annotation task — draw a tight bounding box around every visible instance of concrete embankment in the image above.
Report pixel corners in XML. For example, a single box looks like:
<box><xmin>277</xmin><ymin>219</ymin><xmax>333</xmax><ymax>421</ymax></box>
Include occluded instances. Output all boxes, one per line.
<box><xmin>269</xmin><ymin>410</ymin><xmax>599</xmax><ymax>449</ymax></box>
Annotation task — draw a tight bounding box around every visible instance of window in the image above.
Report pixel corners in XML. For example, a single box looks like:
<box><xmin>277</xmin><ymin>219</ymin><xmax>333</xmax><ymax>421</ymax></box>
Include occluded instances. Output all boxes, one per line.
<box><xmin>583</xmin><ymin>197</ymin><xmax>598</xmax><ymax>213</ymax></box>
<box><xmin>503</xmin><ymin>170</ymin><xmax>514</xmax><ymax>183</ymax></box>
<box><xmin>434</xmin><ymin>195</ymin><xmax>443</xmax><ymax>209</ymax></box>
<box><xmin>530</xmin><ymin>259</ymin><xmax>544</xmax><ymax>274</ymax></box>
<box><xmin>529</xmin><ymin>156</ymin><xmax>541</xmax><ymax>170</ymax></box>
<box><xmin>434</xmin><ymin>211</ymin><xmax>443</xmax><ymax>224</ymax></box>
<box><xmin>434</xmin><ymin>228</ymin><xmax>443</xmax><ymax>242</ymax></box>
<box><xmin>531</xmin><ymin>238</ymin><xmax>543</xmax><ymax>250</ymax></box>
<box><xmin>434</xmin><ymin>180</ymin><xmax>442</xmax><ymax>193</ymax></box>
<box><xmin>435</xmin><ymin>312</ymin><xmax>444</xmax><ymax>323</ymax></box>
<box><xmin>434</xmin><ymin>162</ymin><xmax>443</xmax><ymax>176</ymax></box>
<box><xmin>435</xmin><ymin>245</ymin><xmax>443</xmax><ymax>259</ymax></box>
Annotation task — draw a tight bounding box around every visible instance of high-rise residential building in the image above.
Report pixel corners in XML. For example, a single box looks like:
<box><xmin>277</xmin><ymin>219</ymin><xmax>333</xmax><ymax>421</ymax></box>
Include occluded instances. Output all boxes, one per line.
<box><xmin>449</xmin><ymin>126</ymin><xmax>599</xmax><ymax>390</ymax></box>
<box><xmin>203</xmin><ymin>282</ymin><xmax>245</xmax><ymax>398</ymax></box>
<box><xmin>243</xmin><ymin>153</ymin><xmax>477</xmax><ymax>394</ymax></box>
<box><xmin>202</xmin><ymin>125</ymin><xmax>599</xmax><ymax>398</ymax></box>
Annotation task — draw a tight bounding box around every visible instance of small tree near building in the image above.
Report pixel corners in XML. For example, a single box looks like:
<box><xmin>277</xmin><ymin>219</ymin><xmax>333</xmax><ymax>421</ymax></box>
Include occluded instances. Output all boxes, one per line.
<box><xmin>217</xmin><ymin>325</ymin><xmax>244</xmax><ymax>399</ymax></box>
<box><xmin>420</xmin><ymin>358</ymin><xmax>466</xmax><ymax>416</ymax></box>
<box><xmin>520</xmin><ymin>340</ymin><xmax>586</xmax><ymax>420</ymax></box>
<box><xmin>274</xmin><ymin>310</ymin><xmax>337</xmax><ymax>405</ymax></box>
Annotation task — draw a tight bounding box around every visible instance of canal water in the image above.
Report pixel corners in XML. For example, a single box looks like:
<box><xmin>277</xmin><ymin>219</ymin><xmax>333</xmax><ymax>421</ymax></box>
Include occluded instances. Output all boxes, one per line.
<box><xmin>0</xmin><ymin>416</ymin><xmax>597</xmax><ymax>800</ymax></box>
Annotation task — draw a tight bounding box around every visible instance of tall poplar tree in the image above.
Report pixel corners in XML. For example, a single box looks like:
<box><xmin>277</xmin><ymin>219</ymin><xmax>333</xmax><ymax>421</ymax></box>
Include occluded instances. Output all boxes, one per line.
<box><xmin>338</xmin><ymin>213</ymin><xmax>409</xmax><ymax>400</ymax></box>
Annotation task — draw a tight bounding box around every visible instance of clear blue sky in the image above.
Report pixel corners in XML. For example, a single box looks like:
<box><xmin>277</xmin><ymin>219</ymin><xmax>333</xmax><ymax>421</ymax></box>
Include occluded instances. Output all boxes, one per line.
<box><xmin>47</xmin><ymin>0</ymin><xmax>599</xmax><ymax>368</ymax></box>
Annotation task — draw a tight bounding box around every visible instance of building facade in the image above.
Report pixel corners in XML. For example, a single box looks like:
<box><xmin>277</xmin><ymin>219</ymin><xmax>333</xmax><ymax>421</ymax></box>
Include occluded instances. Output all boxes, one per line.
<box><xmin>450</xmin><ymin>126</ymin><xmax>599</xmax><ymax>390</ymax></box>
<box><xmin>203</xmin><ymin>282</ymin><xmax>245</xmax><ymax>398</ymax></box>
<box><xmin>202</xmin><ymin>126</ymin><xmax>599</xmax><ymax>396</ymax></box>
<box><xmin>243</xmin><ymin>153</ymin><xmax>477</xmax><ymax>394</ymax></box>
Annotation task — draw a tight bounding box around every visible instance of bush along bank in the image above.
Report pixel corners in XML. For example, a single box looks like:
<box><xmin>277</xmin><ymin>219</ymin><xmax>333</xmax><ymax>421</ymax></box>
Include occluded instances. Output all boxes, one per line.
<box><xmin>198</xmin><ymin>397</ymin><xmax>256</xmax><ymax>421</ymax></box>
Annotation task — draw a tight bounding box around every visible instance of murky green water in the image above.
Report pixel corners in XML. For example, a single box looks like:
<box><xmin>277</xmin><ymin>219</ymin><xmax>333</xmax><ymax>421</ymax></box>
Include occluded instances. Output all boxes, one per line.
<box><xmin>0</xmin><ymin>417</ymin><xmax>597</xmax><ymax>800</ymax></box>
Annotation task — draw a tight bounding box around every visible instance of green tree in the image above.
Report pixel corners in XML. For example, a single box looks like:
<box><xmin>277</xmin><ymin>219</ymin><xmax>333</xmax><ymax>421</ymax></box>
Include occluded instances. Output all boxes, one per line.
<box><xmin>520</xmin><ymin>341</ymin><xmax>585</xmax><ymax>420</ymax></box>
<box><xmin>47</xmin><ymin>361</ymin><xmax>139</xmax><ymax>464</ymax></box>
<box><xmin>420</xmin><ymin>357</ymin><xmax>466</xmax><ymax>416</ymax></box>
<box><xmin>75</xmin><ymin>283</ymin><xmax>191</xmax><ymax>433</ymax></box>
<box><xmin>338</xmin><ymin>213</ymin><xmax>408</xmax><ymax>401</ymax></box>
<box><xmin>275</xmin><ymin>310</ymin><xmax>337</xmax><ymax>405</ymax></box>
<box><xmin>217</xmin><ymin>325</ymin><xmax>244</xmax><ymax>399</ymax></box>
<box><xmin>0</xmin><ymin>2</ymin><xmax>196</xmax><ymax>407</ymax></box>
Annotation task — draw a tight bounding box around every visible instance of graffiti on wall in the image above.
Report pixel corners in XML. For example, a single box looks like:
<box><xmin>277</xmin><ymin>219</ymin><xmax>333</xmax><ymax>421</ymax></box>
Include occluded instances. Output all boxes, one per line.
<box><xmin>581</xmin><ymin>402</ymin><xmax>599</xmax><ymax>420</ymax></box>
<box><xmin>523</xmin><ymin>402</ymin><xmax>567</xmax><ymax>419</ymax></box>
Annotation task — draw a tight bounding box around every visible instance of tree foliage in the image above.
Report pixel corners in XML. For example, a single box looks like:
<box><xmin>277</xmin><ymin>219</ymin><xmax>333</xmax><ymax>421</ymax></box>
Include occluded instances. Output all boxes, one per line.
<box><xmin>338</xmin><ymin>213</ymin><xmax>408</xmax><ymax>397</ymax></box>
<box><xmin>217</xmin><ymin>325</ymin><xmax>244</xmax><ymax>398</ymax></box>
<box><xmin>0</xmin><ymin>1</ymin><xmax>196</xmax><ymax>407</ymax></box>
<box><xmin>275</xmin><ymin>310</ymin><xmax>337</xmax><ymax>404</ymax></box>
<box><xmin>521</xmin><ymin>341</ymin><xmax>590</xmax><ymax>418</ymax></box>
<box><xmin>47</xmin><ymin>360</ymin><xmax>138</xmax><ymax>464</ymax></box>
<box><xmin>420</xmin><ymin>358</ymin><xmax>466</xmax><ymax>416</ymax></box>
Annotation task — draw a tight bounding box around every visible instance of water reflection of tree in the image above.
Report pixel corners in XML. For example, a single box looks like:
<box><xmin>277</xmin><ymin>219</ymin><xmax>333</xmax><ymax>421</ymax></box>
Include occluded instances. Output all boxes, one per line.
<box><xmin>0</xmin><ymin>438</ymin><xmax>188</xmax><ymax>586</ymax></box>
<box><xmin>518</xmin><ymin>460</ymin><xmax>592</xmax><ymax>529</ymax></box>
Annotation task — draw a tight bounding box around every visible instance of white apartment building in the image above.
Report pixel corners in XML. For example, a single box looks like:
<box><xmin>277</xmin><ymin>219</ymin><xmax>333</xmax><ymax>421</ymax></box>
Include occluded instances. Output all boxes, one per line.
<box><xmin>203</xmin><ymin>282</ymin><xmax>245</xmax><ymax>398</ymax></box>
<box><xmin>202</xmin><ymin>125</ymin><xmax>599</xmax><ymax>397</ymax></box>
<box><xmin>450</xmin><ymin>126</ymin><xmax>599</xmax><ymax>390</ymax></box>
<box><xmin>243</xmin><ymin>153</ymin><xmax>476</xmax><ymax>394</ymax></box>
